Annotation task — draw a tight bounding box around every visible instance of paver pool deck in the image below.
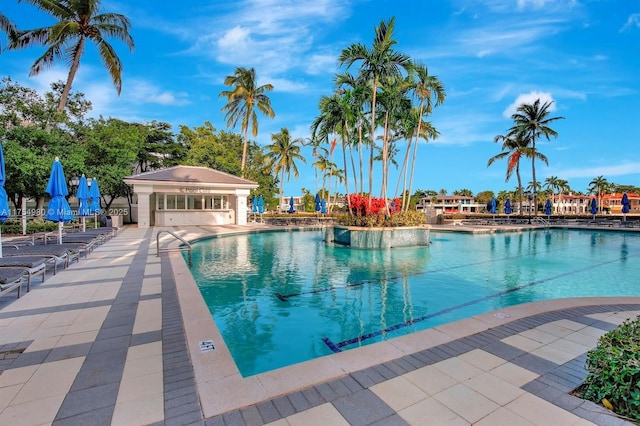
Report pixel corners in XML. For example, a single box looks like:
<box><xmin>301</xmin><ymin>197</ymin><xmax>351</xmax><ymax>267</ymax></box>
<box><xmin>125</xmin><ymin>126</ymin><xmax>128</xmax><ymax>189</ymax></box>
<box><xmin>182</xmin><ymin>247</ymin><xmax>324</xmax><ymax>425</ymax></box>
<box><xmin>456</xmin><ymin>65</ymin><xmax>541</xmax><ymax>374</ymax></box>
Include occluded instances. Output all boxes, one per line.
<box><xmin>0</xmin><ymin>224</ymin><xmax>638</xmax><ymax>425</ymax></box>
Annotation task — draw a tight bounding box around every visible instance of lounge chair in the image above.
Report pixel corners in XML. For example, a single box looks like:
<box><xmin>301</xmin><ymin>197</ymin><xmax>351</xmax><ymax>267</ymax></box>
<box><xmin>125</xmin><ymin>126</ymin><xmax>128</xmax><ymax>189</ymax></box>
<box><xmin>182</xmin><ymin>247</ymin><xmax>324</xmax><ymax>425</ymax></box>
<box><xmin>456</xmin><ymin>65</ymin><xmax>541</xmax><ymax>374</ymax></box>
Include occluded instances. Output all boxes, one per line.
<box><xmin>0</xmin><ymin>256</ymin><xmax>46</xmax><ymax>291</ymax></box>
<box><xmin>0</xmin><ymin>267</ymin><xmax>24</xmax><ymax>298</ymax></box>
<box><xmin>1</xmin><ymin>244</ymin><xmax>76</xmax><ymax>273</ymax></box>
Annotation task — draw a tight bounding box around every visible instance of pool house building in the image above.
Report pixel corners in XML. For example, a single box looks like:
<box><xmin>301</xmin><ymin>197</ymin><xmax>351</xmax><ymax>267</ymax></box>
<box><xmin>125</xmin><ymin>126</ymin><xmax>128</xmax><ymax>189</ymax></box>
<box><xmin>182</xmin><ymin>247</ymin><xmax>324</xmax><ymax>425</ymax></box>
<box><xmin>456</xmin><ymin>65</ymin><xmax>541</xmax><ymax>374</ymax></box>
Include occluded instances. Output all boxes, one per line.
<box><xmin>124</xmin><ymin>165</ymin><xmax>258</xmax><ymax>228</ymax></box>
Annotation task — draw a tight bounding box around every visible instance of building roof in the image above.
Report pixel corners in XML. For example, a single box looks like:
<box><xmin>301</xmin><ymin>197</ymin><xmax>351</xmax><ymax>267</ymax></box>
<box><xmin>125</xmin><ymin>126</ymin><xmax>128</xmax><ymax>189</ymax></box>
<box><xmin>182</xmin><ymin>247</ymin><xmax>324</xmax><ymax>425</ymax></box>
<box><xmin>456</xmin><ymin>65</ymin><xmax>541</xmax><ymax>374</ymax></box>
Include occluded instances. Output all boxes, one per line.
<box><xmin>124</xmin><ymin>165</ymin><xmax>258</xmax><ymax>187</ymax></box>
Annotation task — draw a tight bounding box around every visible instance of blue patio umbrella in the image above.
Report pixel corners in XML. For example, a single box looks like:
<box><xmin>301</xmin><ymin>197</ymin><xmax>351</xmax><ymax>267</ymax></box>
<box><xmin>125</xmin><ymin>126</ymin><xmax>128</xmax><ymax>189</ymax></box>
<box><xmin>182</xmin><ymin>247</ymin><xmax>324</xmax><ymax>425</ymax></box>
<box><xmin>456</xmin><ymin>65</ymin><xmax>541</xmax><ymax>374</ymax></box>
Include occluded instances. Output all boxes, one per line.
<box><xmin>0</xmin><ymin>144</ymin><xmax>10</xmax><ymax>257</ymax></box>
<box><xmin>76</xmin><ymin>175</ymin><xmax>91</xmax><ymax>231</ymax></box>
<box><xmin>321</xmin><ymin>198</ymin><xmax>327</xmax><ymax>215</ymax></box>
<box><xmin>544</xmin><ymin>199</ymin><xmax>552</xmax><ymax>216</ymax></box>
<box><xmin>89</xmin><ymin>177</ymin><xmax>101</xmax><ymax>228</ymax></box>
<box><xmin>622</xmin><ymin>193</ymin><xmax>630</xmax><ymax>221</ymax></box>
<box><xmin>258</xmin><ymin>195</ymin><xmax>264</xmax><ymax>214</ymax></box>
<box><xmin>288</xmin><ymin>196</ymin><xmax>295</xmax><ymax>213</ymax></box>
<box><xmin>590</xmin><ymin>198</ymin><xmax>598</xmax><ymax>217</ymax></box>
<box><xmin>315</xmin><ymin>193</ymin><xmax>321</xmax><ymax>213</ymax></box>
<box><xmin>504</xmin><ymin>198</ymin><xmax>512</xmax><ymax>215</ymax></box>
<box><xmin>45</xmin><ymin>157</ymin><xmax>74</xmax><ymax>244</ymax></box>
<box><xmin>490</xmin><ymin>197</ymin><xmax>497</xmax><ymax>221</ymax></box>
<box><xmin>252</xmin><ymin>196</ymin><xmax>258</xmax><ymax>213</ymax></box>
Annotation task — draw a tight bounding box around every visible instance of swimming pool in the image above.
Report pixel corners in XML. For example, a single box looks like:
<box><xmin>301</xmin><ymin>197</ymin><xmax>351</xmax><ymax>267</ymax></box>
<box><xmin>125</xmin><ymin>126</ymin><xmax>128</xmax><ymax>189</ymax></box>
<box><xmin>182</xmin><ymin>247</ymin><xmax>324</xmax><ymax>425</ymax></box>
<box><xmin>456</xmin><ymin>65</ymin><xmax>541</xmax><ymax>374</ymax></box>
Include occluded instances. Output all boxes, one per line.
<box><xmin>186</xmin><ymin>228</ymin><xmax>640</xmax><ymax>377</ymax></box>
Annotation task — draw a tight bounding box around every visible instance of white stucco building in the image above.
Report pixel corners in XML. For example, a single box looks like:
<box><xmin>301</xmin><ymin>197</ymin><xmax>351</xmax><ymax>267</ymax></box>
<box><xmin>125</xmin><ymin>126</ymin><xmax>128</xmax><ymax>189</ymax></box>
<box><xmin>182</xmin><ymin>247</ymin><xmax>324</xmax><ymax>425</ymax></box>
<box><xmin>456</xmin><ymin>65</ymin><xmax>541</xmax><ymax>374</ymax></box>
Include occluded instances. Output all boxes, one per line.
<box><xmin>124</xmin><ymin>166</ymin><xmax>258</xmax><ymax>228</ymax></box>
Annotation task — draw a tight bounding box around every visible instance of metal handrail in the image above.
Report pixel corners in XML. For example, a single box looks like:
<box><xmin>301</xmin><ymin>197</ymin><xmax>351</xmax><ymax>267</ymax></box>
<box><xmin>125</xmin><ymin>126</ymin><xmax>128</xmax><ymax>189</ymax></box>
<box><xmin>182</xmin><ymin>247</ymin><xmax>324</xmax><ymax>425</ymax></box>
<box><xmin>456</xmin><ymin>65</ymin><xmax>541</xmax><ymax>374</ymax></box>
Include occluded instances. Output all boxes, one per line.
<box><xmin>531</xmin><ymin>216</ymin><xmax>550</xmax><ymax>226</ymax></box>
<box><xmin>156</xmin><ymin>230</ymin><xmax>192</xmax><ymax>266</ymax></box>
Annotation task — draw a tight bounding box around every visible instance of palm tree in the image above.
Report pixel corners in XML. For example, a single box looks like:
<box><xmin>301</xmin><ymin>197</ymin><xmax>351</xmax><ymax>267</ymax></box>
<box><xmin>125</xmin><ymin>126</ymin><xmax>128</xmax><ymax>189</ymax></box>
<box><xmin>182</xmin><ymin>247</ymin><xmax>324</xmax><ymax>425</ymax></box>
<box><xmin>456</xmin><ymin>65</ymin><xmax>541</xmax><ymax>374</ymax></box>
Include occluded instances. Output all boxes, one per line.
<box><xmin>510</xmin><ymin>99</ymin><xmax>564</xmax><ymax>215</ymax></box>
<box><xmin>544</xmin><ymin>176</ymin><xmax>560</xmax><ymax>208</ymax></box>
<box><xmin>404</xmin><ymin>63</ymin><xmax>444</xmax><ymax>210</ymax></box>
<box><xmin>556</xmin><ymin>178</ymin><xmax>570</xmax><ymax>213</ymax></box>
<box><xmin>339</xmin><ymin>17</ymin><xmax>411</xmax><ymax>207</ymax></box>
<box><xmin>264</xmin><ymin>128</ymin><xmax>306</xmax><ymax>212</ymax></box>
<box><xmin>9</xmin><ymin>0</ymin><xmax>134</xmax><ymax>113</ymax></box>
<box><xmin>588</xmin><ymin>175</ymin><xmax>610</xmax><ymax>214</ymax></box>
<box><xmin>1</xmin><ymin>13</ymin><xmax>18</xmax><ymax>51</ymax></box>
<box><xmin>219</xmin><ymin>67</ymin><xmax>275</xmax><ymax>175</ymax></box>
<box><xmin>487</xmin><ymin>132</ymin><xmax>529</xmax><ymax>217</ymax></box>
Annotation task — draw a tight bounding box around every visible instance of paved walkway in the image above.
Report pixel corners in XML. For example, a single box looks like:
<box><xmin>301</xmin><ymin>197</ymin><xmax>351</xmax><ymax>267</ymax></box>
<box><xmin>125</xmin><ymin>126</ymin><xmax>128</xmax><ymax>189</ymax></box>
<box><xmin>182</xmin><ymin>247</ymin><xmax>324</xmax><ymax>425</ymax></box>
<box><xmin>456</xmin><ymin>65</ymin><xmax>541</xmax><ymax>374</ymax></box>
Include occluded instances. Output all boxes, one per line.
<box><xmin>0</xmin><ymin>225</ymin><xmax>637</xmax><ymax>425</ymax></box>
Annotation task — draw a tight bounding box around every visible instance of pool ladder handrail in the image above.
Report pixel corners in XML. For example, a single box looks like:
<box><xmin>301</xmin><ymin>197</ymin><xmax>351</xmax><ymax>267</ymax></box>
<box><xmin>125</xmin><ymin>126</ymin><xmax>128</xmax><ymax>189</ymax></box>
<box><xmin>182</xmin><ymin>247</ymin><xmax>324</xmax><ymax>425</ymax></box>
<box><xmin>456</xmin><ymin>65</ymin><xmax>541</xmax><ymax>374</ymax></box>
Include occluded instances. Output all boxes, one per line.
<box><xmin>531</xmin><ymin>216</ymin><xmax>550</xmax><ymax>227</ymax></box>
<box><xmin>156</xmin><ymin>230</ymin><xmax>192</xmax><ymax>266</ymax></box>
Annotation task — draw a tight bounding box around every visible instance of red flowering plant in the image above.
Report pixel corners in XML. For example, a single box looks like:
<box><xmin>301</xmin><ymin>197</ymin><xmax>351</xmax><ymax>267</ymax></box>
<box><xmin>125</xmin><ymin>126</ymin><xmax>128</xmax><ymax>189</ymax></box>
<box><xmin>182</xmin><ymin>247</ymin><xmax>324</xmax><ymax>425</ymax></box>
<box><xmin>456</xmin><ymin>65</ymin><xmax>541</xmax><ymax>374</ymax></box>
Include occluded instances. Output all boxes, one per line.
<box><xmin>337</xmin><ymin>194</ymin><xmax>422</xmax><ymax>227</ymax></box>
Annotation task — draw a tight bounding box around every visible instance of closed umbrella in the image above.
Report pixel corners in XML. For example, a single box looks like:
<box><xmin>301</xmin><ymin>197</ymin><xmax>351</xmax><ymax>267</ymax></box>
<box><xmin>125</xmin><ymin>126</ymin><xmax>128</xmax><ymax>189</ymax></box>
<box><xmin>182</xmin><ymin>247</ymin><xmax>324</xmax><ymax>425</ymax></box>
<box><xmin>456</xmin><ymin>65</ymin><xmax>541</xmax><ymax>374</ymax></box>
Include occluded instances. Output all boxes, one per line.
<box><xmin>504</xmin><ymin>198</ymin><xmax>512</xmax><ymax>215</ymax></box>
<box><xmin>288</xmin><ymin>196</ymin><xmax>295</xmax><ymax>213</ymax></box>
<box><xmin>544</xmin><ymin>199</ymin><xmax>552</xmax><ymax>217</ymax></box>
<box><xmin>45</xmin><ymin>157</ymin><xmax>74</xmax><ymax>244</ymax></box>
<box><xmin>0</xmin><ymin>144</ymin><xmax>10</xmax><ymax>257</ymax></box>
<box><xmin>76</xmin><ymin>175</ymin><xmax>91</xmax><ymax>232</ymax></box>
<box><xmin>315</xmin><ymin>193</ymin><xmax>321</xmax><ymax>213</ymax></box>
<box><xmin>590</xmin><ymin>198</ymin><xmax>597</xmax><ymax>219</ymax></box>
<box><xmin>258</xmin><ymin>195</ymin><xmax>264</xmax><ymax>214</ymax></box>
<box><xmin>251</xmin><ymin>195</ymin><xmax>258</xmax><ymax>222</ymax></box>
<box><xmin>490</xmin><ymin>197</ymin><xmax>496</xmax><ymax>221</ymax></box>
<box><xmin>89</xmin><ymin>178</ymin><xmax>101</xmax><ymax>228</ymax></box>
<box><xmin>321</xmin><ymin>198</ymin><xmax>327</xmax><ymax>215</ymax></box>
<box><xmin>622</xmin><ymin>193</ymin><xmax>630</xmax><ymax>221</ymax></box>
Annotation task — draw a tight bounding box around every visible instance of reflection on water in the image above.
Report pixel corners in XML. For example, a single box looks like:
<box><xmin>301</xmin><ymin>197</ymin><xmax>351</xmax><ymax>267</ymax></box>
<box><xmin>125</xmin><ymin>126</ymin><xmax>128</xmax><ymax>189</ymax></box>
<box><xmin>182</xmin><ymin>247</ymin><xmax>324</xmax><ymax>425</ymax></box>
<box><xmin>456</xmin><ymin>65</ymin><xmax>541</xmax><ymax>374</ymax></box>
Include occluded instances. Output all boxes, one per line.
<box><xmin>187</xmin><ymin>229</ymin><xmax>640</xmax><ymax>377</ymax></box>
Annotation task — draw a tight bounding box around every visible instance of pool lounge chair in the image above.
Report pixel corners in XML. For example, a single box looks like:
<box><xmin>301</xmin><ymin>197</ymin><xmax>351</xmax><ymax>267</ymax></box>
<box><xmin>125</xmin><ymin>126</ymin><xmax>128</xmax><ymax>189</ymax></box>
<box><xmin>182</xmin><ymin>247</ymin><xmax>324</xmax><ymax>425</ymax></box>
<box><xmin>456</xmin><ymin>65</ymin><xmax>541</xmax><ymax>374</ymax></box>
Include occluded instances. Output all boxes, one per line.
<box><xmin>0</xmin><ymin>256</ymin><xmax>47</xmax><ymax>291</ymax></box>
<box><xmin>1</xmin><ymin>244</ymin><xmax>76</xmax><ymax>273</ymax></box>
<box><xmin>0</xmin><ymin>267</ymin><xmax>24</xmax><ymax>298</ymax></box>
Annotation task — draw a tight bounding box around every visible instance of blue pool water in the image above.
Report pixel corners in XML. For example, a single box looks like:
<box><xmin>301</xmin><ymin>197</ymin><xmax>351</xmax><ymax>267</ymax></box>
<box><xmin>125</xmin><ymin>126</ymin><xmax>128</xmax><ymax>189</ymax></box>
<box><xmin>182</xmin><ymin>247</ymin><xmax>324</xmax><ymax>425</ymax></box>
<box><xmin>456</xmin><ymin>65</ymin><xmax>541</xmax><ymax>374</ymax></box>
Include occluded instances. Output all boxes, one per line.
<box><xmin>186</xmin><ymin>229</ymin><xmax>640</xmax><ymax>377</ymax></box>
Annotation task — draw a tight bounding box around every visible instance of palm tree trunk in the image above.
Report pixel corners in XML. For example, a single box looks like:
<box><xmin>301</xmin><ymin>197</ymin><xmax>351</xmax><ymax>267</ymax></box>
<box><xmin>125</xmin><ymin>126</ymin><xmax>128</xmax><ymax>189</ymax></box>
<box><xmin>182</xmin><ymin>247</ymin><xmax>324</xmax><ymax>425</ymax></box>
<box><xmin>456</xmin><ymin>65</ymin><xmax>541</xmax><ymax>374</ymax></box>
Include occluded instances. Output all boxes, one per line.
<box><xmin>406</xmin><ymin>101</ymin><xmax>425</xmax><ymax>211</ymax></box>
<box><xmin>58</xmin><ymin>37</ymin><xmax>86</xmax><ymax>112</ymax></box>
<box><xmin>531</xmin><ymin>141</ymin><xmax>537</xmax><ymax>216</ymax></box>
<box><xmin>516</xmin><ymin>164</ymin><xmax>523</xmax><ymax>217</ymax></box>
<box><xmin>368</xmin><ymin>79</ymin><xmax>378</xmax><ymax>210</ymax></box>
<box><xmin>341</xmin><ymin>131</ymin><xmax>351</xmax><ymax>213</ymax></box>
<box><xmin>240</xmin><ymin>131</ymin><xmax>249</xmax><ymax>176</ymax></box>
<box><xmin>358</xmin><ymin>124</ymin><xmax>363</xmax><ymax>195</ymax></box>
<box><xmin>279</xmin><ymin>168</ymin><xmax>285</xmax><ymax>213</ymax></box>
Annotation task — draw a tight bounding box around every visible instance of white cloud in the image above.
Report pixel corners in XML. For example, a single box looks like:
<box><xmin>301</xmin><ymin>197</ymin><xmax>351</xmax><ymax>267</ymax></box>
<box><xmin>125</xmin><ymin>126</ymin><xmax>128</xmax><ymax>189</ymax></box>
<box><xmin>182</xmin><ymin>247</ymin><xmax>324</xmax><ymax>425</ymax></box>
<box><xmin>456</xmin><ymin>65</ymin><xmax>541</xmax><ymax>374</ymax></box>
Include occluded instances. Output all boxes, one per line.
<box><xmin>620</xmin><ymin>14</ymin><xmax>640</xmax><ymax>32</ymax></box>
<box><xmin>502</xmin><ymin>91</ymin><xmax>556</xmax><ymax>118</ymax></box>
<box><xmin>217</xmin><ymin>26</ymin><xmax>252</xmax><ymax>50</ymax></box>
<box><xmin>558</xmin><ymin>163</ymin><xmax>640</xmax><ymax>179</ymax></box>
<box><xmin>517</xmin><ymin>0</ymin><xmax>552</xmax><ymax>10</ymax></box>
<box><xmin>126</xmin><ymin>80</ymin><xmax>190</xmax><ymax>106</ymax></box>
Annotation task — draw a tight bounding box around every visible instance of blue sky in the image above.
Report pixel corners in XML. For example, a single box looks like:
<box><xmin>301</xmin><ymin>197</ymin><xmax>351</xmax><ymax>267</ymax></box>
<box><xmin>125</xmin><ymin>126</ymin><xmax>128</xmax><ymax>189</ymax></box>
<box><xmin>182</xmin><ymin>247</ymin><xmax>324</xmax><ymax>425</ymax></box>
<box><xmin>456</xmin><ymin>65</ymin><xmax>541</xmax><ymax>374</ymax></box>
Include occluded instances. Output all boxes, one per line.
<box><xmin>2</xmin><ymin>0</ymin><xmax>639</xmax><ymax>198</ymax></box>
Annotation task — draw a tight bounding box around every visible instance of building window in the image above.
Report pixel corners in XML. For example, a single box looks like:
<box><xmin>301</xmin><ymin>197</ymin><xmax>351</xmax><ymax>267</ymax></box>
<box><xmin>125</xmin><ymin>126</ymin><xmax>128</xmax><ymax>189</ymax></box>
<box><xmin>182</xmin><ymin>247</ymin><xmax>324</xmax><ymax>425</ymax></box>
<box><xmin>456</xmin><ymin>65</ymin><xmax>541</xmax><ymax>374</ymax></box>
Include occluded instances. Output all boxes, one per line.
<box><xmin>156</xmin><ymin>193</ymin><xmax>228</xmax><ymax>210</ymax></box>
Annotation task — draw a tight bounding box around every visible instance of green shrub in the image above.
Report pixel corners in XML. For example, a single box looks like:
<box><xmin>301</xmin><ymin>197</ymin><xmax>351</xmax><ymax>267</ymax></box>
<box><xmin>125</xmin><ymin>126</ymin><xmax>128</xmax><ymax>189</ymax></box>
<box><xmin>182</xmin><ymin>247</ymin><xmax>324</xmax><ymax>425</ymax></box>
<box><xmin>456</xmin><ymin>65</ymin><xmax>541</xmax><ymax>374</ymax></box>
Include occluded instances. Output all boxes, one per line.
<box><xmin>335</xmin><ymin>210</ymin><xmax>426</xmax><ymax>227</ymax></box>
<box><xmin>1</xmin><ymin>218</ymin><xmax>60</xmax><ymax>234</ymax></box>
<box><xmin>579</xmin><ymin>315</ymin><xmax>640</xmax><ymax>421</ymax></box>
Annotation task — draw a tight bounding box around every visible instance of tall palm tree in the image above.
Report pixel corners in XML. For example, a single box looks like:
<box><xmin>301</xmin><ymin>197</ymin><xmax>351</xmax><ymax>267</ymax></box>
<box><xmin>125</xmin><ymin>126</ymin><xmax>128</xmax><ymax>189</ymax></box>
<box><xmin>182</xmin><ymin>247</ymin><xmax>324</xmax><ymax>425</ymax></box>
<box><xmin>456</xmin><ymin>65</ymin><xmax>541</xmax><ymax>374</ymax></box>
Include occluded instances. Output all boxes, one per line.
<box><xmin>334</xmin><ymin>71</ymin><xmax>370</xmax><ymax>195</ymax></box>
<box><xmin>487</xmin><ymin>132</ymin><xmax>529</xmax><ymax>217</ymax></box>
<box><xmin>556</xmin><ymin>178</ymin><xmax>570</xmax><ymax>213</ymax></box>
<box><xmin>1</xmin><ymin>13</ymin><xmax>18</xmax><ymax>51</ymax></box>
<box><xmin>404</xmin><ymin>63</ymin><xmax>444</xmax><ymax>210</ymax></box>
<box><xmin>588</xmin><ymin>175</ymin><xmax>610</xmax><ymax>214</ymax></box>
<box><xmin>510</xmin><ymin>99</ymin><xmax>564</xmax><ymax>215</ymax></box>
<box><xmin>264</xmin><ymin>128</ymin><xmax>306</xmax><ymax>212</ymax></box>
<box><xmin>311</xmin><ymin>91</ymin><xmax>354</xmax><ymax>210</ymax></box>
<box><xmin>543</xmin><ymin>175</ymin><xmax>560</xmax><ymax>207</ymax></box>
<box><xmin>219</xmin><ymin>67</ymin><xmax>275</xmax><ymax>175</ymax></box>
<box><xmin>9</xmin><ymin>0</ymin><xmax>134</xmax><ymax>113</ymax></box>
<box><xmin>339</xmin><ymin>17</ymin><xmax>411</xmax><ymax>207</ymax></box>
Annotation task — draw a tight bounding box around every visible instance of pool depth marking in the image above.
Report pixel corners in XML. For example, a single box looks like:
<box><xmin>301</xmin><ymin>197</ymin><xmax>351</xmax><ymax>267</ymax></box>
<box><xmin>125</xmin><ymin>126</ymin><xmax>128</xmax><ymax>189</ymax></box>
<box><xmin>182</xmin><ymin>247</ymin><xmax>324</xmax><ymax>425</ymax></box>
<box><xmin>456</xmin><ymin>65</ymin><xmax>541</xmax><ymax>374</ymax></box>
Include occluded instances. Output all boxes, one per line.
<box><xmin>322</xmin><ymin>256</ymin><xmax>625</xmax><ymax>352</ymax></box>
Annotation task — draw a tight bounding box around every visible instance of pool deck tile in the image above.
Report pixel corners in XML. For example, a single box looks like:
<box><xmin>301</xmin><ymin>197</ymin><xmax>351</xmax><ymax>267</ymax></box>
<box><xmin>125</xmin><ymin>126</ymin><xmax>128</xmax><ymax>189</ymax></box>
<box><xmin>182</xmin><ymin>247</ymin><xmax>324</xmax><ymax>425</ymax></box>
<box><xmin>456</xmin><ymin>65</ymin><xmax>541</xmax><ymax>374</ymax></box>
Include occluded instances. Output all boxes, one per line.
<box><xmin>0</xmin><ymin>224</ymin><xmax>638</xmax><ymax>425</ymax></box>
